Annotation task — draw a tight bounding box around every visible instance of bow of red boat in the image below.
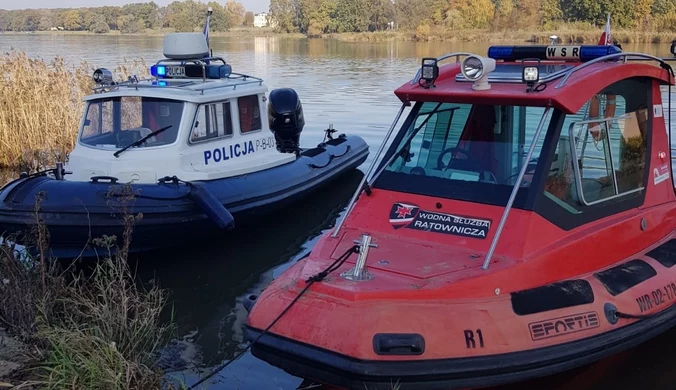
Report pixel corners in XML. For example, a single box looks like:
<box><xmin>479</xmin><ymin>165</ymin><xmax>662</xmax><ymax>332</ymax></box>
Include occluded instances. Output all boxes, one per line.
<box><xmin>245</xmin><ymin>41</ymin><xmax>676</xmax><ymax>390</ymax></box>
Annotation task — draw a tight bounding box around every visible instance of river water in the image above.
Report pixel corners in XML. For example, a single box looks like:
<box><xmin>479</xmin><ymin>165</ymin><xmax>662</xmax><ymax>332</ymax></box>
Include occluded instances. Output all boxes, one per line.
<box><xmin>1</xmin><ymin>34</ymin><xmax>675</xmax><ymax>389</ymax></box>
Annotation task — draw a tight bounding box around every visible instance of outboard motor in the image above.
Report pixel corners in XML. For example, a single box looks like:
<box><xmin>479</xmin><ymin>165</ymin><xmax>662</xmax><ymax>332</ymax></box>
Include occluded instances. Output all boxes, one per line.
<box><xmin>267</xmin><ymin>88</ymin><xmax>305</xmax><ymax>154</ymax></box>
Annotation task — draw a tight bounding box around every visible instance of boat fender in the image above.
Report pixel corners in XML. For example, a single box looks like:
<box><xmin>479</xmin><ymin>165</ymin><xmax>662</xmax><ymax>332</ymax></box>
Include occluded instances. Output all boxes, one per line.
<box><xmin>187</xmin><ymin>182</ymin><xmax>235</xmax><ymax>230</ymax></box>
<box><xmin>243</xmin><ymin>294</ymin><xmax>258</xmax><ymax>313</ymax></box>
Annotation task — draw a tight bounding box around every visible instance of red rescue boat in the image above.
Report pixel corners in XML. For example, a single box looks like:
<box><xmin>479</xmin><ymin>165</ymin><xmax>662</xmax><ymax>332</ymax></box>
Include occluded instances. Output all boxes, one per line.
<box><xmin>244</xmin><ymin>41</ymin><xmax>676</xmax><ymax>389</ymax></box>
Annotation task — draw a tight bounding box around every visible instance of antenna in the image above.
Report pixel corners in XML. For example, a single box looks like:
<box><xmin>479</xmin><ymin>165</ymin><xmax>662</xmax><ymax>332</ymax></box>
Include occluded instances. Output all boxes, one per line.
<box><xmin>549</xmin><ymin>35</ymin><xmax>558</xmax><ymax>45</ymax></box>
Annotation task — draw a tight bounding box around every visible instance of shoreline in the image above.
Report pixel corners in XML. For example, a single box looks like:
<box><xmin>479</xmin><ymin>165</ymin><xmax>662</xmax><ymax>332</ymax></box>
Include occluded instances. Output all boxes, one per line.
<box><xmin>2</xmin><ymin>27</ymin><xmax>673</xmax><ymax>44</ymax></box>
<box><xmin>0</xmin><ymin>28</ymin><xmax>304</xmax><ymax>39</ymax></box>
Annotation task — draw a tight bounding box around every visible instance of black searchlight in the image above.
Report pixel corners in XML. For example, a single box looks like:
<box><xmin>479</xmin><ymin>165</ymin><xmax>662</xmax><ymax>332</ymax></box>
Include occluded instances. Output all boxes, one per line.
<box><xmin>93</xmin><ymin>68</ymin><xmax>113</xmax><ymax>85</ymax></box>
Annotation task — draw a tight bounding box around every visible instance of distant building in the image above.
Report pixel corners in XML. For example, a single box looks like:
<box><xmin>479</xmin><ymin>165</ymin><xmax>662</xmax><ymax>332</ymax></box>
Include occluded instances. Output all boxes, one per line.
<box><xmin>254</xmin><ymin>13</ymin><xmax>268</xmax><ymax>28</ymax></box>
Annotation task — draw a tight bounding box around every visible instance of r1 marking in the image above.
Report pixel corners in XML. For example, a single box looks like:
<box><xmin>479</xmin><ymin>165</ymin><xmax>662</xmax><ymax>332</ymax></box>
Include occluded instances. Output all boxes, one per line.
<box><xmin>464</xmin><ymin>329</ymin><xmax>484</xmax><ymax>349</ymax></box>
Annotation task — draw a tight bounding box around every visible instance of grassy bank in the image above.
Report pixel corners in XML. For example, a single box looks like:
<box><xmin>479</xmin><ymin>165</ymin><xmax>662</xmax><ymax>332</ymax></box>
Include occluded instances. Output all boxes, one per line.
<box><xmin>0</xmin><ymin>187</ymin><xmax>177</xmax><ymax>389</ymax></box>
<box><xmin>5</xmin><ymin>24</ymin><xmax>674</xmax><ymax>44</ymax></box>
<box><xmin>330</xmin><ymin>25</ymin><xmax>676</xmax><ymax>44</ymax></box>
<box><xmin>1</xmin><ymin>27</ymin><xmax>305</xmax><ymax>39</ymax></box>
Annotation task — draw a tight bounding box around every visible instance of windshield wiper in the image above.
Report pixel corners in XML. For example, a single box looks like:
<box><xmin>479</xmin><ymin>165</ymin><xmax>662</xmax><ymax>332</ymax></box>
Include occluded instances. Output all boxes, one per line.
<box><xmin>113</xmin><ymin>125</ymin><xmax>172</xmax><ymax>158</ymax></box>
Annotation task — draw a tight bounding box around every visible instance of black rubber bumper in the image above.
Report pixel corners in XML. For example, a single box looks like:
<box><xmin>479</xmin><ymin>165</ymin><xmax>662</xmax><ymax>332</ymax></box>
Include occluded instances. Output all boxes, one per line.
<box><xmin>245</xmin><ymin>304</ymin><xmax>676</xmax><ymax>390</ymax></box>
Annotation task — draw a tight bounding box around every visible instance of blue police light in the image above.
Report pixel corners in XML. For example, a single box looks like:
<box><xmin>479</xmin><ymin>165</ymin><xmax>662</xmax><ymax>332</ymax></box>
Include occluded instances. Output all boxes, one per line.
<box><xmin>151</xmin><ymin>65</ymin><xmax>167</xmax><ymax>77</ymax></box>
<box><xmin>205</xmin><ymin>64</ymin><xmax>232</xmax><ymax>79</ymax></box>
<box><xmin>487</xmin><ymin>45</ymin><xmax>622</xmax><ymax>62</ymax></box>
<box><xmin>579</xmin><ymin>45</ymin><xmax>621</xmax><ymax>59</ymax></box>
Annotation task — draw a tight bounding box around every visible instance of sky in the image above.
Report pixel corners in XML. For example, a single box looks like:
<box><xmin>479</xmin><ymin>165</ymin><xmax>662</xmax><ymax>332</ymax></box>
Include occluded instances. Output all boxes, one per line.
<box><xmin>0</xmin><ymin>0</ymin><xmax>270</xmax><ymax>14</ymax></box>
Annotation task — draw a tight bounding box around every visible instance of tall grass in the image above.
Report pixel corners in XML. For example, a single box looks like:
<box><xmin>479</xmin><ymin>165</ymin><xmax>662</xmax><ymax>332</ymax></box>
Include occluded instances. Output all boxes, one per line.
<box><xmin>0</xmin><ymin>52</ymin><xmax>89</xmax><ymax>171</ymax></box>
<box><xmin>0</xmin><ymin>52</ymin><xmax>149</xmax><ymax>172</ymax></box>
<box><xmin>0</xmin><ymin>184</ymin><xmax>176</xmax><ymax>389</ymax></box>
<box><xmin>0</xmin><ymin>193</ymin><xmax>65</xmax><ymax>342</ymax></box>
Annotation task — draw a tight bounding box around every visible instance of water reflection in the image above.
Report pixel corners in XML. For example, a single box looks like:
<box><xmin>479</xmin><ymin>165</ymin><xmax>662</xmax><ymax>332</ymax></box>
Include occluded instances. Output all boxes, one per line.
<box><xmin>1</xmin><ymin>35</ymin><xmax>676</xmax><ymax>389</ymax></box>
<box><xmin>132</xmin><ymin>169</ymin><xmax>363</xmax><ymax>388</ymax></box>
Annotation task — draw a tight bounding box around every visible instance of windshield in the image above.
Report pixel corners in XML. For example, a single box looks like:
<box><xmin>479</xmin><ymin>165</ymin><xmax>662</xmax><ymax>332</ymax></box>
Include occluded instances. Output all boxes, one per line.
<box><xmin>80</xmin><ymin>96</ymin><xmax>184</xmax><ymax>149</ymax></box>
<box><xmin>374</xmin><ymin>102</ymin><xmax>554</xmax><ymax>206</ymax></box>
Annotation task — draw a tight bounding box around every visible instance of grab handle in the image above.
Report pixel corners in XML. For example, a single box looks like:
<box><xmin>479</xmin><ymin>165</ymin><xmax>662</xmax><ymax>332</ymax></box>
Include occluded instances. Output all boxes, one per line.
<box><xmin>372</xmin><ymin>333</ymin><xmax>425</xmax><ymax>356</ymax></box>
<box><xmin>90</xmin><ymin>176</ymin><xmax>119</xmax><ymax>184</ymax></box>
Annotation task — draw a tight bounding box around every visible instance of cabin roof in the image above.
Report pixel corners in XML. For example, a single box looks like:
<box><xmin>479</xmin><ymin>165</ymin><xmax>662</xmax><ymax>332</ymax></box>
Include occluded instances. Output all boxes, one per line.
<box><xmin>394</xmin><ymin>57</ymin><xmax>674</xmax><ymax>114</ymax></box>
<box><xmin>83</xmin><ymin>75</ymin><xmax>267</xmax><ymax>104</ymax></box>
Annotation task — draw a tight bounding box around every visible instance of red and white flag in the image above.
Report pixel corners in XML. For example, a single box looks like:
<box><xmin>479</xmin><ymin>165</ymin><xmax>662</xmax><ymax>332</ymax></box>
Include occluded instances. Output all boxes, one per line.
<box><xmin>598</xmin><ymin>14</ymin><xmax>611</xmax><ymax>45</ymax></box>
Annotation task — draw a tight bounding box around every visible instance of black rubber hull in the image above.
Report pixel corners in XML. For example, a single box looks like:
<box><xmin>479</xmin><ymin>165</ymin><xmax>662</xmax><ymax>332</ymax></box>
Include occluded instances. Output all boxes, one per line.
<box><xmin>0</xmin><ymin>136</ymin><xmax>369</xmax><ymax>259</ymax></box>
<box><xmin>245</xmin><ymin>304</ymin><xmax>676</xmax><ymax>390</ymax></box>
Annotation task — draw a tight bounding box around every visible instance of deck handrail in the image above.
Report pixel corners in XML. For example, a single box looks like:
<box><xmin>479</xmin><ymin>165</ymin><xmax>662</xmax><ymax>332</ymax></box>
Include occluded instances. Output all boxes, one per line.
<box><xmin>92</xmin><ymin>72</ymin><xmax>264</xmax><ymax>95</ymax></box>
<box><xmin>409</xmin><ymin>52</ymin><xmax>474</xmax><ymax>85</ymax></box>
<box><xmin>555</xmin><ymin>53</ymin><xmax>675</xmax><ymax>89</ymax></box>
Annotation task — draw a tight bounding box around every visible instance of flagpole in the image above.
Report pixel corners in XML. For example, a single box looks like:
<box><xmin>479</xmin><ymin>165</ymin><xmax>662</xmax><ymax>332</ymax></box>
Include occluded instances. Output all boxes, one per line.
<box><xmin>204</xmin><ymin>7</ymin><xmax>213</xmax><ymax>58</ymax></box>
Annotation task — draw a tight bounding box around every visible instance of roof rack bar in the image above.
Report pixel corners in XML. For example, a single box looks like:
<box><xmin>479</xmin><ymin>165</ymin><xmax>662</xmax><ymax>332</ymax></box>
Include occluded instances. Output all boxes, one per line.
<box><xmin>92</xmin><ymin>72</ymin><xmax>263</xmax><ymax>94</ymax></box>
<box><xmin>482</xmin><ymin>105</ymin><xmax>552</xmax><ymax>270</ymax></box>
<box><xmin>555</xmin><ymin>52</ymin><xmax>672</xmax><ymax>89</ymax></box>
<box><xmin>410</xmin><ymin>52</ymin><xmax>473</xmax><ymax>85</ymax></box>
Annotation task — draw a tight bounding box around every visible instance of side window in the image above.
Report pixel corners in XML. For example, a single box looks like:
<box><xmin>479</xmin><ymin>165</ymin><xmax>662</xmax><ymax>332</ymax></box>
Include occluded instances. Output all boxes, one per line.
<box><xmin>238</xmin><ymin>95</ymin><xmax>262</xmax><ymax>133</ymax></box>
<box><xmin>190</xmin><ymin>102</ymin><xmax>233</xmax><ymax>143</ymax></box>
<box><xmin>544</xmin><ymin>78</ymin><xmax>649</xmax><ymax>212</ymax></box>
<box><xmin>82</xmin><ymin>100</ymin><xmax>113</xmax><ymax>139</ymax></box>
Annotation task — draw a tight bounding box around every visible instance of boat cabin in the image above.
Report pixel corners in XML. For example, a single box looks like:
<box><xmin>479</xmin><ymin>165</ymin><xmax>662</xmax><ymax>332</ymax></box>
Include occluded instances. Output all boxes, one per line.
<box><xmin>66</xmin><ymin>33</ymin><xmax>294</xmax><ymax>184</ymax></box>
<box><xmin>337</xmin><ymin>44</ymin><xmax>676</xmax><ymax>265</ymax></box>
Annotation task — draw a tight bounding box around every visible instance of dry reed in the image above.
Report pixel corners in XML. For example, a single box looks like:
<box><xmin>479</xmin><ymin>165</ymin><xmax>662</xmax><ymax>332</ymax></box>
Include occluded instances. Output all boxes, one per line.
<box><xmin>0</xmin><ymin>51</ymin><xmax>149</xmax><ymax>172</ymax></box>
<box><xmin>0</xmin><ymin>183</ymin><xmax>175</xmax><ymax>389</ymax></box>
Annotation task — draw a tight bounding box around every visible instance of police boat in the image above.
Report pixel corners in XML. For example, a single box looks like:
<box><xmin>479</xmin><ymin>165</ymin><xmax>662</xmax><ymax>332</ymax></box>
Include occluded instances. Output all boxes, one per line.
<box><xmin>243</xmin><ymin>39</ymin><xmax>676</xmax><ymax>390</ymax></box>
<box><xmin>0</xmin><ymin>30</ymin><xmax>369</xmax><ymax>259</ymax></box>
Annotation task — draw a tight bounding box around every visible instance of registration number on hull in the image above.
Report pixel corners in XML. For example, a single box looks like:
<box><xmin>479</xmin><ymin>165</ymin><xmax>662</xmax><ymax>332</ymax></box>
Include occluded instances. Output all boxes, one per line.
<box><xmin>636</xmin><ymin>282</ymin><xmax>676</xmax><ymax>313</ymax></box>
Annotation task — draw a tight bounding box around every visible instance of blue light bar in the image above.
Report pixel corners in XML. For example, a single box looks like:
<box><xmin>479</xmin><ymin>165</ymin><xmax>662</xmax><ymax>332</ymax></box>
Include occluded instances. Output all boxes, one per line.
<box><xmin>487</xmin><ymin>45</ymin><xmax>622</xmax><ymax>62</ymax></box>
<box><xmin>150</xmin><ymin>63</ymin><xmax>232</xmax><ymax>79</ymax></box>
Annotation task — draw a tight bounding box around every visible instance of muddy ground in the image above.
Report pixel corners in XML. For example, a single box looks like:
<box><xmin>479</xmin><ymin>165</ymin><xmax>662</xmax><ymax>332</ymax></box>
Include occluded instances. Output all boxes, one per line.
<box><xmin>0</xmin><ymin>327</ymin><xmax>32</xmax><ymax>385</ymax></box>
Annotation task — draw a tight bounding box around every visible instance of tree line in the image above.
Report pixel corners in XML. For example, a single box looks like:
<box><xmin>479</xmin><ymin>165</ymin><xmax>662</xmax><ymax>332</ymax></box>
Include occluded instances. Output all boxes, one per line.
<box><xmin>0</xmin><ymin>1</ymin><xmax>256</xmax><ymax>33</ymax></box>
<box><xmin>1</xmin><ymin>0</ymin><xmax>675</xmax><ymax>35</ymax></box>
<box><xmin>269</xmin><ymin>0</ymin><xmax>676</xmax><ymax>35</ymax></box>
